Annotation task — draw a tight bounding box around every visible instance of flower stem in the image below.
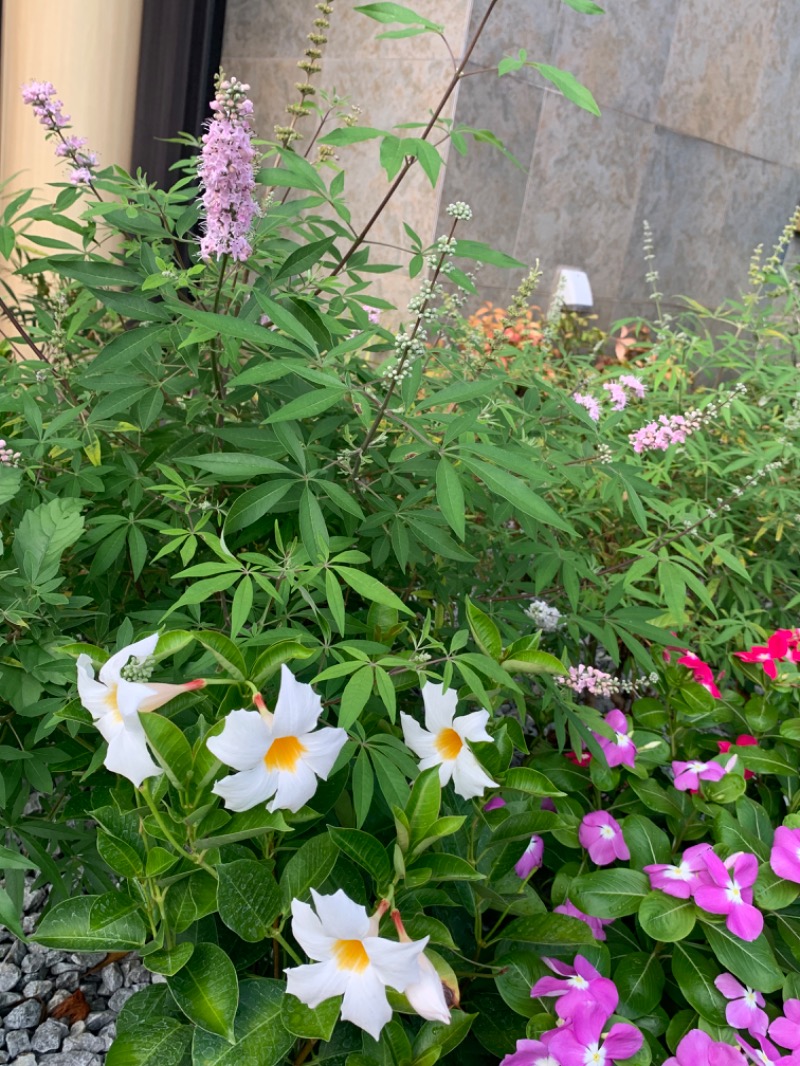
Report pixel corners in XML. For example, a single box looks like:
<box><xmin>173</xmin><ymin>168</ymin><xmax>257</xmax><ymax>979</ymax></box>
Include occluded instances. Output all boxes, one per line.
<box><xmin>138</xmin><ymin>780</ymin><xmax>219</xmax><ymax>880</ymax></box>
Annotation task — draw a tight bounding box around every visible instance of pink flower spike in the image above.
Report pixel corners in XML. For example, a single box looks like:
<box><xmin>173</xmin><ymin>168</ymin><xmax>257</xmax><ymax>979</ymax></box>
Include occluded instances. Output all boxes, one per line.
<box><xmin>579</xmin><ymin>810</ymin><xmax>630</xmax><ymax>866</ymax></box>
<box><xmin>554</xmin><ymin>899</ymin><xmax>613</xmax><ymax>941</ymax></box>
<box><xmin>644</xmin><ymin>842</ymin><xmax>713</xmax><ymax>898</ymax></box>
<box><xmin>769</xmin><ymin>999</ymin><xmax>800</xmax><ymax>1050</ymax></box>
<box><xmin>501</xmin><ymin>1037</ymin><xmax>562</xmax><ymax>1066</ymax></box>
<box><xmin>530</xmin><ymin>955</ymin><xmax>618</xmax><ymax>1023</ymax></box>
<box><xmin>769</xmin><ymin>826</ymin><xmax>800</xmax><ymax>885</ymax></box>
<box><xmin>665</xmin><ymin>1030</ymin><xmax>747</xmax><ymax>1066</ymax></box>
<box><xmin>573</xmin><ymin>392</ymin><xmax>601</xmax><ymax>422</ymax></box>
<box><xmin>603</xmin><ymin>381</ymin><xmax>628</xmax><ymax>410</ymax></box>
<box><xmin>591</xmin><ymin>709</ymin><xmax>637</xmax><ymax>769</ymax></box>
<box><xmin>620</xmin><ymin>374</ymin><xmax>646</xmax><ymax>398</ymax></box>
<box><xmin>672</xmin><ymin>758</ymin><xmax>728</xmax><ymax>792</ymax></box>
<box><xmin>714</xmin><ymin>973</ymin><xmax>768</xmax><ymax>1035</ymax></box>
<box><xmin>694</xmin><ymin>851</ymin><xmax>763</xmax><ymax>941</ymax></box>
<box><xmin>515</xmin><ymin>835</ymin><xmax>544</xmax><ymax>879</ymax></box>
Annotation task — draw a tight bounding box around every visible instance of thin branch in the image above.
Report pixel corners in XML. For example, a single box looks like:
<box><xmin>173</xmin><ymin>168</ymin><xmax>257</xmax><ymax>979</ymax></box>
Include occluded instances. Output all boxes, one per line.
<box><xmin>0</xmin><ymin>294</ymin><xmax>51</xmax><ymax>363</ymax></box>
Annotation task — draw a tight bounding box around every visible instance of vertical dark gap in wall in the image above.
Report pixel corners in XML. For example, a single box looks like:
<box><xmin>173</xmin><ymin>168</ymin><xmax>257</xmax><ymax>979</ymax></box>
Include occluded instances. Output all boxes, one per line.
<box><xmin>131</xmin><ymin>0</ymin><xmax>227</xmax><ymax>189</ymax></box>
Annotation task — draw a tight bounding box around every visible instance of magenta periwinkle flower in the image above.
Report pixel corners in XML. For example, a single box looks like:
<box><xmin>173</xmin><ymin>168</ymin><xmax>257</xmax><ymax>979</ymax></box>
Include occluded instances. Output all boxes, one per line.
<box><xmin>530</xmin><ymin>956</ymin><xmax>618</xmax><ymax>1022</ymax></box>
<box><xmin>672</xmin><ymin>757</ymin><xmax>731</xmax><ymax>792</ymax></box>
<box><xmin>714</xmin><ymin>973</ymin><xmax>768</xmax><ymax>1036</ymax></box>
<box><xmin>548</xmin><ymin>1009</ymin><xmax>643</xmax><ymax>1066</ymax></box>
<box><xmin>644</xmin><ymin>842</ymin><xmax>713</xmax><ymax>899</ymax></box>
<box><xmin>665</xmin><ymin>1030</ymin><xmax>746</xmax><ymax>1066</ymax></box>
<box><xmin>737</xmin><ymin>1035</ymin><xmax>783</xmax><ymax>1066</ymax></box>
<box><xmin>198</xmin><ymin>74</ymin><xmax>258</xmax><ymax>262</ymax></box>
<box><xmin>554</xmin><ymin>899</ymin><xmax>613</xmax><ymax>941</ymax></box>
<box><xmin>770</xmin><ymin>999</ymin><xmax>800</xmax><ymax>1051</ymax></box>
<box><xmin>21</xmin><ymin>81</ymin><xmax>98</xmax><ymax>185</ymax></box>
<box><xmin>694</xmin><ymin>851</ymin><xmax>763</xmax><ymax>941</ymax></box>
<box><xmin>483</xmin><ymin>795</ymin><xmax>507</xmax><ymax>812</ymax></box>
<box><xmin>501</xmin><ymin>1036</ymin><xmax>561</xmax><ymax>1066</ymax></box>
<box><xmin>769</xmin><ymin>827</ymin><xmax>800</xmax><ymax>885</ymax></box>
<box><xmin>579</xmin><ymin>811</ymin><xmax>630</xmax><ymax>866</ymax></box>
<box><xmin>515</xmin><ymin>835</ymin><xmax>544</xmax><ymax>879</ymax></box>
<box><xmin>592</xmin><ymin>709</ymin><xmax>636</xmax><ymax>769</ymax></box>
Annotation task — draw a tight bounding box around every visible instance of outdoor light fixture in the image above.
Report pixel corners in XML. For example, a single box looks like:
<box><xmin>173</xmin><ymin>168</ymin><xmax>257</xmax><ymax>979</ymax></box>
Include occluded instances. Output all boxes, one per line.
<box><xmin>553</xmin><ymin>266</ymin><xmax>593</xmax><ymax>312</ymax></box>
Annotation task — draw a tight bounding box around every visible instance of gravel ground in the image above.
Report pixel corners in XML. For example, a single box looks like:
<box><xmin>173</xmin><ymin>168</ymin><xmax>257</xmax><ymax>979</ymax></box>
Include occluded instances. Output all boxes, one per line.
<box><xmin>0</xmin><ymin>882</ymin><xmax>157</xmax><ymax>1065</ymax></box>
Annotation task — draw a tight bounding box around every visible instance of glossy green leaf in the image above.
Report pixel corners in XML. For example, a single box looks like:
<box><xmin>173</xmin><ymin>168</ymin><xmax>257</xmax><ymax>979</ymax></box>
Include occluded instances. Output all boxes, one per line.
<box><xmin>217</xmin><ymin>860</ymin><xmax>283</xmax><ymax>942</ymax></box>
<box><xmin>169</xmin><ymin>942</ymin><xmax>239</xmax><ymax>1042</ymax></box>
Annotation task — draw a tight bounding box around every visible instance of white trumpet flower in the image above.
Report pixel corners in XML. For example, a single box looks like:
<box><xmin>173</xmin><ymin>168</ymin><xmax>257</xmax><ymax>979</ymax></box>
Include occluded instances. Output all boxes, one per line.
<box><xmin>401</xmin><ymin>682</ymin><xmax>497</xmax><ymax>800</ymax></box>
<box><xmin>285</xmin><ymin>889</ymin><xmax>428</xmax><ymax>1040</ymax></box>
<box><xmin>76</xmin><ymin>633</ymin><xmax>203</xmax><ymax>788</ymax></box>
<box><xmin>207</xmin><ymin>664</ymin><xmax>347</xmax><ymax>813</ymax></box>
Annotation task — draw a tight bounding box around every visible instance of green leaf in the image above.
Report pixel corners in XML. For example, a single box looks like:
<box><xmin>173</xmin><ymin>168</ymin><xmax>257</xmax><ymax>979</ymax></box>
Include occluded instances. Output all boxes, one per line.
<box><xmin>256</xmin><ymin>167</ymin><xmax>326</xmax><ymax>193</ymax></box>
<box><xmin>333</xmin><ymin>565</ymin><xmax>412</xmax><ymax>614</ymax></box>
<box><xmin>255</xmin><ymin>294</ymin><xmax>321</xmax><ymax>352</ymax></box>
<box><xmin>179</xmin><ymin>454</ymin><xmax>290</xmax><ymax>480</ymax></box>
<box><xmin>318</xmin><ymin>126</ymin><xmax>387</xmax><ymax>147</ymax></box>
<box><xmin>250</xmin><ymin>641</ymin><xmax>315</xmax><ymax>686</ymax></box>
<box><xmin>165</xmin><ymin>871</ymin><xmax>219</xmax><ymax>933</ymax></box>
<box><xmin>88</xmin><ymin>324</ymin><xmax>165</xmax><ymax>374</ymax></box>
<box><xmin>0</xmin><ymin>844</ymin><xmax>39</xmax><ymax>870</ymax></box>
<box><xmin>195</xmin><ymin>631</ymin><xmax>247</xmax><ymax>681</ymax></box>
<box><xmin>33</xmin><ymin>896</ymin><xmax>147</xmax><ymax>950</ymax></box>
<box><xmin>168</xmin><ymin>942</ymin><xmax>239</xmax><ymax>1042</ymax></box>
<box><xmin>502</xmin><ymin>767</ymin><xmax>565</xmax><ymax>797</ymax></box>
<box><xmin>570</xmin><ymin>869</ymin><xmax>650</xmax><ymax>918</ymax></box>
<box><xmin>622</xmin><ymin>815</ymin><xmax>671</xmax><ymax>867</ymax></box>
<box><xmin>140</xmin><ymin>714</ymin><xmax>194</xmax><ymax>790</ymax></box>
<box><xmin>410</xmin><ymin>854</ymin><xmax>484</xmax><ymax>881</ymax></box>
<box><xmin>452</xmin><ymin>240</ymin><xmax>526</xmax><ymax>270</ymax></box>
<box><xmin>276</xmin><ymin>236</ymin><xmax>336</xmax><ymax>280</ymax></box>
<box><xmin>413</xmin><ymin>1011</ymin><xmax>475</xmax><ymax>1060</ymax></box>
<box><xmin>672</xmin><ymin>943</ymin><xmax>726</xmax><ymax>1025</ymax></box>
<box><xmin>638</xmin><ymin>892</ymin><xmax>696</xmax><ymax>942</ymax></box>
<box><xmin>560</xmin><ymin>0</ymin><xmax>604</xmax><ymax>12</ymax></box>
<box><xmin>281</xmin><ymin>993</ymin><xmax>340</xmax><ymax>1042</ymax></box>
<box><xmin>529</xmin><ymin>63</ymin><xmax>601</xmax><ymax>116</ymax></box>
<box><xmin>191</xmin><ymin>978</ymin><xmax>294</xmax><ymax>1066</ymax></box>
<box><xmin>39</xmin><ymin>257</ymin><xmax>142</xmax><ymax>288</ymax></box>
<box><xmin>329</xmin><ymin>826</ymin><xmax>393</xmax><ymax>887</ymax></box>
<box><xmin>217</xmin><ymin>860</ymin><xmax>283</xmax><ymax>942</ymax></box>
<box><xmin>615</xmin><ymin>952</ymin><xmax>665</xmax><ymax>1018</ymax></box>
<box><xmin>498</xmin><ymin>913</ymin><xmax>596</xmax><ymax>950</ymax></box>
<box><xmin>223</xmin><ymin>480</ymin><xmax>294</xmax><ymax>536</ymax></box>
<box><xmin>460</xmin><ymin>456</ymin><xmax>575</xmax><ymax>533</ymax></box>
<box><xmin>406</xmin><ymin>766</ymin><xmax>441</xmax><ymax>841</ymax></box>
<box><xmin>106</xmin><ymin>1017</ymin><xmax>192</xmax><ymax>1066</ymax></box>
<box><xmin>436</xmin><ymin>459</ymin><xmax>466</xmax><ymax>540</ymax></box>
<box><xmin>702</xmin><ymin>921</ymin><xmax>784</xmax><ymax>993</ymax></box>
<box><xmin>96</xmin><ymin>833</ymin><xmax>145</xmax><ymax>878</ymax></box>
<box><xmin>13</xmin><ymin>498</ymin><xmax>84</xmax><ymax>586</ymax></box>
<box><xmin>282</xmin><ymin>834</ymin><xmax>339</xmax><ymax>907</ymax></box>
<box><xmin>265</xmin><ymin>387</ymin><xmax>345</xmax><ymax>425</ymax></box>
<box><xmin>338</xmin><ymin>666</ymin><xmax>373</xmax><ymax>729</ymax></box>
<box><xmin>355</xmin><ymin>2</ymin><xmax>443</xmax><ymax>29</ymax></box>
<box><xmin>465</xmin><ymin>596</ymin><xmax>502</xmax><ymax>659</ymax></box>
<box><xmin>143</xmin><ymin>943</ymin><xmax>195</xmax><ymax>977</ymax></box>
<box><xmin>501</xmin><ymin>649</ymin><xmax>566</xmax><ymax>675</ymax></box>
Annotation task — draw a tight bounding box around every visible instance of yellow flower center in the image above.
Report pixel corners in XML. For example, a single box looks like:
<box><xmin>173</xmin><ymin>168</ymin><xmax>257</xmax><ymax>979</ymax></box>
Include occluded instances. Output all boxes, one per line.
<box><xmin>435</xmin><ymin>728</ymin><xmax>463</xmax><ymax>761</ymax></box>
<box><xmin>105</xmin><ymin>685</ymin><xmax>123</xmax><ymax>724</ymax></box>
<box><xmin>264</xmin><ymin>735</ymin><xmax>306</xmax><ymax>772</ymax></box>
<box><xmin>333</xmin><ymin>939</ymin><xmax>370</xmax><ymax>972</ymax></box>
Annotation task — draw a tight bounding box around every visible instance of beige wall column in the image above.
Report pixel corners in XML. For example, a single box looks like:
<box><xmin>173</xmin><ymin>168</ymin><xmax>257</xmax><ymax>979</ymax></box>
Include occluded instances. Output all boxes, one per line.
<box><xmin>0</xmin><ymin>0</ymin><xmax>143</xmax><ymax>195</ymax></box>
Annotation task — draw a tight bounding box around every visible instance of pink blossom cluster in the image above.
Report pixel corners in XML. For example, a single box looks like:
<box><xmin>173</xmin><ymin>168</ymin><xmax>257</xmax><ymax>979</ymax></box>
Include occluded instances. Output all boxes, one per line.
<box><xmin>572</xmin><ymin>375</ymin><xmax>645</xmax><ymax>420</ymax></box>
<box><xmin>734</xmin><ymin>628</ymin><xmax>800</xmax><ymax>679</ymax></box>
<box><xmin>556</xmin><ymin>664</ymin><xmax>619</xmax><ymax>697</ymax></box>
<box><xmin>21</xmin><ymin>81</ymin><xmax>98</xmax><ymax>185</ymax></box>
<box><xmin>502</xmin><ymin>955</ymin><xmax>643</xmax><ymax>1066</ymax></box>
<box><xmin>198</xmin><ymin>76</ymin><xmax>258</xmax><ymax>262</ymax></box>
<box><xmin>0</xmin><ymin>439</ymin><xmax>21</xmax><ymax>467</ymax></box>
<box><xmin>646</xmin><ymin>844</ymin><xmax>763</xmax><ymax>940</ymax></box>
<box><xmin>629</xmin><ymin>409</ymin><xmax>703</xmax><ymax>453</ymax></box>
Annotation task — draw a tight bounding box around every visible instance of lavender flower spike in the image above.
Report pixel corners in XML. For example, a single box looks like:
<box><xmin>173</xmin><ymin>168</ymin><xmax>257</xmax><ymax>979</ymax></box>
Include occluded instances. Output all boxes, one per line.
<box><xmin>21</xmin><ymin>82</ymin><xmax>98</xmax><ymax>185</ymax></box>
<box><xmin>198</xmin><ymin>74</ymin><xmax>258</xmax><ymax>262</ymax></box>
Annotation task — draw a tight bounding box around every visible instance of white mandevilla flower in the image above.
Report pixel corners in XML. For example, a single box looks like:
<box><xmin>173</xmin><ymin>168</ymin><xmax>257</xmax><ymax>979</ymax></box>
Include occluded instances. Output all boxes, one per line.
<box><xmin>400</xmin><ymin>682</ymin><xmax>497</xmax><ymax>800</ymax></box>
<box><xmin>285</xmin><ymin>889</ymin><xmax>428</xmax><ymax>1040</ymax></box>
<box><xmin>391</xmin><ymin>909</ymin><xmax>452</xmax><ymax>1025</ymax></box>
<box><xmin>207</xmin><ymin>664</ymin><xmax>347</xmax><ymax>813</ymax></box>
<box><xmin>76</xmin><ymin>633</ymin><xmax>204</xmax><ymax>788</ymax></box>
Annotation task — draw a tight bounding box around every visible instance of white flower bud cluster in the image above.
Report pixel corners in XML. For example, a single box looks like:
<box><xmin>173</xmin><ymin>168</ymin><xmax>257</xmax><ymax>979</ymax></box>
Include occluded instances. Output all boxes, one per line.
<box><xmin>446</xmin><ymin>201</ymin><xmax>473</xmax><ymax>221</ymax></box>
<box><xmin>785</xmin><ymin>392</ymin><xmax>800</xmax><ymax>433</ymax></box>
<box><xmin>393</xmin><ymin>329</ymin><xmax>426</xmax><ymax>361</ymax></box>
<box><xmin>120</xmin><ymin>654</ymin><xmax>156</xmax><ymax>683</ymax></box>
<box><xmin>524</xmin><ymin>599</ymin><xmax>562</xmax><ymax>632</ymax></box>
<box><xmin>0</xmin><ymin>439</ymin><xmax>21</xmax><ymax>467</ymax></box>
<box><xmin>595</xmin><ymin>443</ymin><xmax>613</xmax><ymax>464</ymax></box>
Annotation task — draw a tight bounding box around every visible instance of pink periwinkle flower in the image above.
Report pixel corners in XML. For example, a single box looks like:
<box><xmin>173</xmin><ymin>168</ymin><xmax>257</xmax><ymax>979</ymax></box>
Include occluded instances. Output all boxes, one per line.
<box><xmin>530</xmin><ymin>956</ymin><xmax>618</xmax><ymax>1022</ymax></box>
<box><xmin>734</xmin><ymin>629</ymin><xmax>800</xmax><ymax>680</ymax></box>
<box><xmin>769</xmin><ymin>826</ymin><xmax>800</xmax><ymax>885</ymax></box>
<box><xmin>592</xmin><ymin>709</ymin><xmax>636</xmax><ymax>769</ymax></box>
<box><xmin>714</xmin><ymin>973</ymin><xmax>768</xmax><ymax>1036</ymax></box>
<box><xmin>483</xmin><ymin>795</ymin><xmax>506</xmax><ymax>811</ymax></box>
<box><xmin>629</xmin><ymin>410</ymin><xmax>703</xmax><ymax>453</ymax></box>
<box><xmin>548</xmin><ymin>1009</ymin><xmax>643</xmax><ymax>1066</ymax></box>
<box><xmin>737</xmin><ymin>1035</ymin><xmax>783</xmax><ymax>1066</ymax></box>
<box><xmin>769</xmin><ymin>999</ymin><xmax>800</xmax><ymax>1051</ymax></box>
<box><xmin>579</xmin><ymin>810</ymin><xmax>630</xmax><ymax>866</ymax></box>
<box><xmin>603</xmin><ymin>381</ymin><xmax>628</xmax><ymax>410</ymax></box>
<box><xmin>677</xmin><ymin>651</ymin><xmax>722</xmax><ymax>698</ymax></box>
<box><xmin>620</xmin><ymin>374</ymin><xmax>646</xmax><ymax>398</ymax></box>
<box><xmin>515</xmin><ymin>835</ymin><xmax>544</xmax><ymax>879</ymax></box>
<box><xmin>672</xmin><ymin>757</ymin><xmax>733</xmax><ymax>793</ymax></box>
<box><xmin>557</xmin><ymin>664</ymin><xmax>619</xmax><ymax>697</ymax></box>
<box><xmin>644</xmin><ymin>842</ymin><xmax>713</xmax><ymax>898</ymax></box>
<box><xmin>664</xmin><ymin>1030</ymin><xmax>747</xmax><ymax>1066</ymax></box>
<box><xmin>198</xmin><ymin>75</ymin><xmax>258</xmax><ymax>262</ymax></box>
<box><xmin>573</xmin><ymin>392</ymin><xmax>601</xmax><ymax>422</ymax></box>
<box><xmin>554</xmin><ymin>899</ymin><xmax>613</xmax><ymax>941</ymax></box>
<box><xmin>21</xmin><ymin>81</ymin><xmax>98</xmax><ymax>184</ymax></box>
<box><xmin>501</xmin><ymin>1036</ymin><xmax>561</xmax><ymax>1066</ymax></box>
<box><xmin>694</xmin><ymin>850</ymin><xmax>763</xmax><ymax>941</ymax></box>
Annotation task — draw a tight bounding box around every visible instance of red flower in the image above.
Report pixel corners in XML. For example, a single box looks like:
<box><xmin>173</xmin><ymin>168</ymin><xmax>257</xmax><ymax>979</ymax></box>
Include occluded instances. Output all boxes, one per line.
<box><xmin>718</xmin><ymin>735</ymin><xmax>757</xmax><ymax>779</ymax></box>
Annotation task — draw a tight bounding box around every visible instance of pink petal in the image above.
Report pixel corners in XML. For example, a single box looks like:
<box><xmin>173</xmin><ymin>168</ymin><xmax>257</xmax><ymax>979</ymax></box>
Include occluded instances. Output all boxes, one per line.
<box><xmin>603</xmin><ymin>1023</ymin><xmax>644</xmax><ymax>1060</ymax></box>
<box><xmin>694</xmin><ymin>884</ymin><xmax>731</xmax><ymax>915</ymax></box>
<box><xmin>715</xmin><ymin>973</ymin><xmax>746</xmax><ymax>1000</ymax></box>
<box><xmin>726</xmin><ymin>903</ymin><xmax>763</xmax><ymax>942</ymax></box>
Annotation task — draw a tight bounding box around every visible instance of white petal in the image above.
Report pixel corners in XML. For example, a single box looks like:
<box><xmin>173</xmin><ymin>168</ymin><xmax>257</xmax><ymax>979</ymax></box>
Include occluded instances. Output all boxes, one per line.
<box><xmin>285</xmin><ymin>959</ymin><xmax>349</xmax><ymax>1008</ymax></box>
<box><xmin>366</xmin><ymin>936</ymin><xmax>427</xmax><ymax>991</ymax></box>
<box><xmin>340</xmin><ymin>970</ymin><xmax>393</xmax><ymax>1040</ymax></box>
<box><xmin>453</xmin><ymin>710</ymin><xmax>492</xmax><ymax>744</ymax></box>
<box><xmin>421</xmin><ymin>682</ymin><xmax>457</xmax><ymax>733</ymax></box>
<box><xmin>299</xmin><ymin>727</ymin><xmax>347</xmax><ymax>779</ymax></box>
<box><xmin>116</xmin><ymin>677</ymin><xmax>159</xmax><ymax>717</ymax></box>
<box><xmin>94</xmin><ymin>710</ymin><xmax>125</xmax><ymax>746</ymax></box>
<box><xmin>206</xmin><ymin>709</ymin><xmax>271</xmax><ymax>771</ymax></box>
<box><xmin>212</xmin><ymin>764</ymin><xmax>276</xmax><ymax>811</ymax></box>
<box><xmin>100</xmin><ymin>633</ymin><xmax>159</xmax><ymax>684</ymax></box>
<box><xmin>268</xmin><ymin>761</ymin><xmax>320</xmax><ymax>813</ymax></box>
<box><xmin>401</xmin><ymin>713</ymin><xmax>438</xmax><ymax>760</ymax></box>
<box><xmin>272</xmin><ymin>664</ymin><xmax>323</xmax><ymax>737</ymax></box>
<box><xmin>105</xmin><ymin>718</ymin><xmax>162</xmax><ymax>788</ymax></box>
<box><xmin>434</xmin><ymin>758</ymin><xmax>455</xmax><ymax>786</ymax></box>
<box><xmin>310</xmin><ymin>889</ymin><xmax>370</xmax><ymax>940</ymax></box>
<box><xmin>404</xmin><ymin>955</ymin><xmax>451</xmax><ymax>1024</ymax></box>
<box><xmin>291</xmin><ymin>899</ymin><xmax>336</xmax><ymax>961</ymax></box>
<box><xmin>76</xmin><ymin>657</ymin><xmax>112</xmax><ymax>721</ymax></box>
<box><xmin>451</xmin><ymin>749</ymin><xmax>497</xmax><ymax>800</ymax></box>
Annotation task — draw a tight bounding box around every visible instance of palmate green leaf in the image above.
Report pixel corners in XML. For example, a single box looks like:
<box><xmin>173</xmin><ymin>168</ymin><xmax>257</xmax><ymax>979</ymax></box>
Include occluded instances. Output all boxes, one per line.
<box><xmin>223</xmin><ymin>480</ymin><xmax>295</xmax><ymax>536</ymax></box>
<box><xmin>460</xmin><ymin>456</ymin><xmax>576</xmax><ymax>534</ymax></box>
<box><xmin>702</xmin><ymin>920</ymin><xmax>784</xmax><ymax>993</ymax></box>
<box><xmin>169</xmin><ymin>942</ymin><xmax>239</xmax><ymax>1042</ymax></box>
<box><xmin>275</xmin><ymin>236</ymin><xmax>336</xmax><ymax>280</ymax></box>
<box><xmin>217</xmin><ymin>860</ymin><xmax>283</xmax><ymax>942</ymax></box>
<box><xmin>13</xmin><ymin>497</ymin><xmax>85</xmax><ymax>586</ymax></box>
<box><xmin>106</xmin><ymin>1017</ymin><xmax>193</xmax><ymax>1066</ymax></box>
<box><xmin>436</xmin><ymin>458</ymin><xmax>466</xmax><ymax>540</ymax></box>
<box><xmin>318</xmin><ymin>126</ymin><xmax>387</xmax><ymax>147</ymax></box>
<box><xmin>178</xmin><ymin>454</ymin><xmax>290</xmax><ymax>480</ymax></box>
<box><xmin>328</xmin><ymin>826</ymin><xmax>393</xmax><ymax>887</ymax></box>
<box><xmin>264</xmin><ymin>386</ymin><xmax>345</xmax><ymax>425</ymax></box>
<box><xmin>355</xmin><ymin>2</ymin><xmax>443</xmax><ymax>29</ymax></box>
<box><xmin>33</xmin><ymin>895</ymin><xmax>147</xmax><ymax>950</ymax></box>
<box><xmin>192</xmin><ymin>978</ymin><xmax>294</xmax><ymax>1066</ymax></box>
<box><xmin>0</xmin><ymin>844</ymin><xmax>39</xmax><ymax>870</ymax></box>
<box><xmin>86</xmin><ymin>324</ymin><xmax>165</xmax><ymax>375</ymax></box>
<box><xmin>570</xmin><ymin>869</ymin><xmax>650</xmax><ymax>918</ymax></box>
<box><xmin>338</xmin><ymin>665</ymin><xmax>373</xmax><ymax>729</ymax></box>
<box><xmin>452</xmin><ymin>240</ymin><xmax>526</xmax><ymax>270</ymax></box>
<box><xmin>529</xmin><ymin>63</ymin><xmax>601</xmax><ymax>116</ymax></box>
<box><xmin>333</xmin><ymin>564</ymin><xmax>412</xmax><ymax>614</ymax></box>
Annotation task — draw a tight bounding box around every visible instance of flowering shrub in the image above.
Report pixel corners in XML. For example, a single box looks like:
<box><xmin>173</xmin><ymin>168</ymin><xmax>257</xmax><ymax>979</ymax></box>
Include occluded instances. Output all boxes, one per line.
<box><xmin>1</xmin><ymin>3</ymin><xmax>800</xmax><ymax>1066</ymax></box>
